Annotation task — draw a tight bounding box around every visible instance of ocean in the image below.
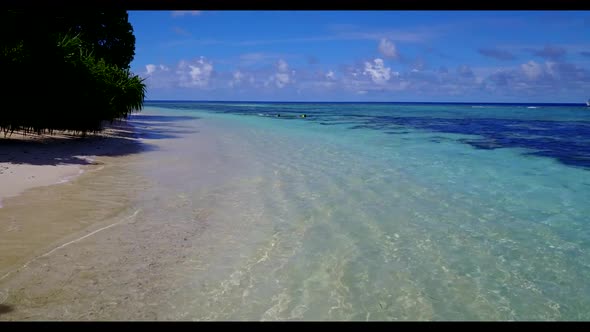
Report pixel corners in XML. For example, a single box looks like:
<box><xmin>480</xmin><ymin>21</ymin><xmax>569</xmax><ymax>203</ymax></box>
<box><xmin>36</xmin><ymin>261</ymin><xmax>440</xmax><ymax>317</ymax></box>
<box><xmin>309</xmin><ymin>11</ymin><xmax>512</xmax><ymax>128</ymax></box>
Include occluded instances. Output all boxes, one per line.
<box><xmin>134</xmin><ymin>101</ymin><xmax>590</xmax><ymax>320</ymax></box>
<box><xmin>2</xmin><ymin>101</ymin><xmax>590</xmax><ymax>320</ymax></box>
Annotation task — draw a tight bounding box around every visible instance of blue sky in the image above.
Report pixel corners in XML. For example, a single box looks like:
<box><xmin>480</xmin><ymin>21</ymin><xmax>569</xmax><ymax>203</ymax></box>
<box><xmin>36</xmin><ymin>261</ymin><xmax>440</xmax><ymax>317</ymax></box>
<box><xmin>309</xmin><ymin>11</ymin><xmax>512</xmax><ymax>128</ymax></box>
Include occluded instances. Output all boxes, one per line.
<box><xmin>129</xmin><ymin>11</ymin><xmax>590</xmax><ymax>102</ymax></box>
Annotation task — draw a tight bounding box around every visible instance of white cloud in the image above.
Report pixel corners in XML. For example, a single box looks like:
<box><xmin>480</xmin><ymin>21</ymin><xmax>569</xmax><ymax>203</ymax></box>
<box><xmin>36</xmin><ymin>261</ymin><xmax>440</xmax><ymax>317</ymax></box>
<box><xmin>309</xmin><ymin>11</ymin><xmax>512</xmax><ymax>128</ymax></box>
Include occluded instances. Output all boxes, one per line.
<box><xmin>378</xmin><ymin>38</ymin><xmax>398</xmax><ymax>58</ymax></box>
<box><xmin>145</xmin><ymin>64</ymin><xmax>169</xmax><ymax>75</ymax></box>
<box><xmin>521</xmin><ymin>60</ymin><xmax>543</xmax><ymax>80</ymax></box>
<box><xmin>363</xmin><ymin>58</ymin><xmax>395</xmax><ymax>85</ymax></box>
<box><xmin>277</xmin><ymin>59</ymin><xmax>289</xmax><ymax>72</ymax></box>
<box><xmin>272</xmin><ymin>59</ymin><xmax>294</xmax><ymax>88</ymax></box>
<box><xmin>229</xmin><ymin>70</ymin><xmax>245</xmax><ymax>87</ymax></box>
<box><xmin>171</xmin><ymin>11</ymin><xmax>201</xmax><ymax>17</ymax></box>
<box><xmin>176</xmin><ymin>57</ymin><xmax>214</xmax><ymax>88</ymax></box>
<box><xmin>233</xmin><ymin>71</ymin><xmax>244</xmax><ymax>83</ymax></box>
<box><xmin>545</xmin><ymin>61</ymin><xmax>557</xmax><ymax>77</ymax></box>
<box><xmin>479</xmin><ymin>59</ymin><xmax>590</xmax><ymax>99</ymax></box>
<box><xmin>146</xmin><ymin>64</ymin><xmax>156</xmax><ymax>75</ymax></box>
<box><xmin>275</xmin><ymin>73</ymin><xmax>290</xmax><ymax>88</ymax></box>
<box><xmin>141</xmin><ymin>50</ymin><xmax>590</xmax><ymax>101</ymax></box>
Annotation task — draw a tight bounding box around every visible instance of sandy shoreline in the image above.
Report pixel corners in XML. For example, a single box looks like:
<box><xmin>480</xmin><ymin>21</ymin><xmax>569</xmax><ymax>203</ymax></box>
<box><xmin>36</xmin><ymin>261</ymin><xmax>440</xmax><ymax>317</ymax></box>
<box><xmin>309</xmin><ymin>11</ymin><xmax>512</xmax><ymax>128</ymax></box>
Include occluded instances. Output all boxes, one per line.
<box><xmin>0</xmin><ymin>120</ymin><xmax>141</xmax><ymax>208</ymax></box>
<box><xmin>0</xmin><ymin>111</ymin><xmax>211</xmax><ymax>320</ymax></box>
<box><xmin>0</xmin><ymin>115</ymin><xmax>159</xmax><ymax>318</ymax></box>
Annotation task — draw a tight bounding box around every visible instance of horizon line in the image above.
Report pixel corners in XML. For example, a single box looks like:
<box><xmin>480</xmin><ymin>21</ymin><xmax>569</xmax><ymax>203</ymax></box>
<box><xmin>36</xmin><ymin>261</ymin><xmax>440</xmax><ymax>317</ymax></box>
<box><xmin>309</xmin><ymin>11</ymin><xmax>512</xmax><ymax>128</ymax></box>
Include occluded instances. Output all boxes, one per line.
<box><xmin>144</xmin><ymin>99</ymin><xmax>588</xmax><ymax>105</ymax></box>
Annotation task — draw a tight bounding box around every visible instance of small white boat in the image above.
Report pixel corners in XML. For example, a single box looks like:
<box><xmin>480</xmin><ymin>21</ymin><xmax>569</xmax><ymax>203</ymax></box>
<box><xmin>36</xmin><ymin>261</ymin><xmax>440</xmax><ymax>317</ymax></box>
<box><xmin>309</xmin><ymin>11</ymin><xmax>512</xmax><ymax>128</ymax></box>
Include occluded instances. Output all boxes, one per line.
<box><xmin>587</xmin><ymin>99</ymin><xmax>590</xmax><ymax>107</ymax></box>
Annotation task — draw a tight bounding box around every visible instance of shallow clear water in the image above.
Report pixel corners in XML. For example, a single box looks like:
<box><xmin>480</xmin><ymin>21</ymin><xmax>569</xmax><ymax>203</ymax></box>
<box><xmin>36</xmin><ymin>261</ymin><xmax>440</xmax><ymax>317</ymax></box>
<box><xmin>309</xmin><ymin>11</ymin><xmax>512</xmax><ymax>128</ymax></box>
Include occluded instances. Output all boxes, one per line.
<box><xmin>3</xmin><ymin>102</ymin><xmax>590</xmax><ymax>320</ymax></box>
<box><xmin>129</xmin><ymin>102</ymin><xmax>590</xmax><ymax>320</ymax></box>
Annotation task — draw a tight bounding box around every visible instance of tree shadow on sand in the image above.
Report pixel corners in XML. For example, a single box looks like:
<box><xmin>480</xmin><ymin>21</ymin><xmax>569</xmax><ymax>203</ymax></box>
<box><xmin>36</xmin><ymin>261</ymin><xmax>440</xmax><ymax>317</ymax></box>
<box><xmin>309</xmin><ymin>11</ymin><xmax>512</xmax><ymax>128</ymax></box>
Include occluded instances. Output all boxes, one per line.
<box><xmin>0</xmin><ymin>304</ymin><xmax>14</xmax><ymax>317</ymax></box>
<box><xmin>0</xmin><ymin>113</ymin><xmax>200</xmax><ymax>166</ymax></box>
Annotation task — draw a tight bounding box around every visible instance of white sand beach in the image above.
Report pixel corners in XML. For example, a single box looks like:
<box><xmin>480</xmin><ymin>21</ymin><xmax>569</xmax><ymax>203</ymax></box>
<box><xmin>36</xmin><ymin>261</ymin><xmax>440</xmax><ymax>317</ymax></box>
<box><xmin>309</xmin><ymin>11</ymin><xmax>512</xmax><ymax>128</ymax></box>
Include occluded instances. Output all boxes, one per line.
<box><xmin>0</xmin><ymin>122</ymin><xmax>140</xmax><ymax>208</ymax></box>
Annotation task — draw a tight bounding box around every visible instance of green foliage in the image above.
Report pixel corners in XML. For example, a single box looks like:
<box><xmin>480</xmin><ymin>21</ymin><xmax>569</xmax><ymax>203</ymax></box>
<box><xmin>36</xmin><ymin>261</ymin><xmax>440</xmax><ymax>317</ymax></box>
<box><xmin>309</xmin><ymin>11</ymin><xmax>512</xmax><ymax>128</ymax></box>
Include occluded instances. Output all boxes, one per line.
<box><xmin>54</xmin><ymin>10</ymin><xmax>136</xmax><ymax>69</ymax></box>
<box><xmin>0</xmin><ymin>10</ymin><xmax>145</xmax><ymax>136</ymax></box>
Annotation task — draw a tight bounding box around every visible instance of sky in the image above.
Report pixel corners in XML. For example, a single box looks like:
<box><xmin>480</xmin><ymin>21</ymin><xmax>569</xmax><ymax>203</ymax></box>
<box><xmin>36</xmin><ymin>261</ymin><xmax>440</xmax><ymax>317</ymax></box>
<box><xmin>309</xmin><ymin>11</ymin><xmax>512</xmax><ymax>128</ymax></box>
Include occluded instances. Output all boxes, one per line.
<box><xmin>129</xmin><ymin>11</ymin><xmax>590</xmax><ymax>103</ymax></box>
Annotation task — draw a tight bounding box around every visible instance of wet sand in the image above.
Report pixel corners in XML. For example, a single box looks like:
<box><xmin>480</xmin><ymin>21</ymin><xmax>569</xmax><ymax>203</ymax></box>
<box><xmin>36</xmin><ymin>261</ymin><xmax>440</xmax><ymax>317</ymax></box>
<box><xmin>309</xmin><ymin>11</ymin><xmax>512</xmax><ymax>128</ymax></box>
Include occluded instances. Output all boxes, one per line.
<box><xmin>0</xmin><ymin>111</ymin><xmax>260</xmax><ymax>320</ymax></box>
<box><xmin>0</xmin><ymin>117</ymin><xmax>161</xmax><ymax>320</ymax></box>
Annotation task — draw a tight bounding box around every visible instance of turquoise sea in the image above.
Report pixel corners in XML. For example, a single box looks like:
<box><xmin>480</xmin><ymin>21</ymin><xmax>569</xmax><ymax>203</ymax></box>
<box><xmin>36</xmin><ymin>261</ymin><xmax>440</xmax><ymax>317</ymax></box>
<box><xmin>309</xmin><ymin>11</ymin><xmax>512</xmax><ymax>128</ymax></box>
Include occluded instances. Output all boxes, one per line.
<box><xmin>117</xmin><ymin>101</ymin><xmax>590</xmax><ymax>320</ymax></box>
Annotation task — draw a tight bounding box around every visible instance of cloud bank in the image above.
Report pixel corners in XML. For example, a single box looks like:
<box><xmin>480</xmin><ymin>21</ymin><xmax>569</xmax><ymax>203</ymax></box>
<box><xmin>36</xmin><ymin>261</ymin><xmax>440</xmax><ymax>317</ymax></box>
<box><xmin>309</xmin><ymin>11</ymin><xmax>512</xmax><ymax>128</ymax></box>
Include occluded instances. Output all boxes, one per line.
<box><xmin>139</xmin><ymin>49</ymin><xmax>590</xmax><ymax>101</ymax></box>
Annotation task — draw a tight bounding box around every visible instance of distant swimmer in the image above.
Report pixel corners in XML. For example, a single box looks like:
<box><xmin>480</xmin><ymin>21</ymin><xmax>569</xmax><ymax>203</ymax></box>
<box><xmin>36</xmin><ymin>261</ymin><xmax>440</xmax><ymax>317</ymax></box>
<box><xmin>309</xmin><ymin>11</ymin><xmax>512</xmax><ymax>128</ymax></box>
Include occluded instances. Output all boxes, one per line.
<box><xmin>273</xmin><ymin>113</ymin><xmax>306</xmax><ymax>118</ymax></box>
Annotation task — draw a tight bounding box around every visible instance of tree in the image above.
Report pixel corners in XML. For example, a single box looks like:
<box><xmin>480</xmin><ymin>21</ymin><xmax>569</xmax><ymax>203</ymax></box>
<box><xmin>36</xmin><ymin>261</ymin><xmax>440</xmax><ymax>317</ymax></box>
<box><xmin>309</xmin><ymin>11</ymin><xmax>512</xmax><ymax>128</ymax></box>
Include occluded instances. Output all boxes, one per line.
<box><xmin>0</xmin><ymin>10</ymin><xmax>145</xmax><ymax>136</ymax></box>
<box><xmin>54</xmin><ymin>10</ymin><xmax>136</xmax><ymax>69</ymax></box>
